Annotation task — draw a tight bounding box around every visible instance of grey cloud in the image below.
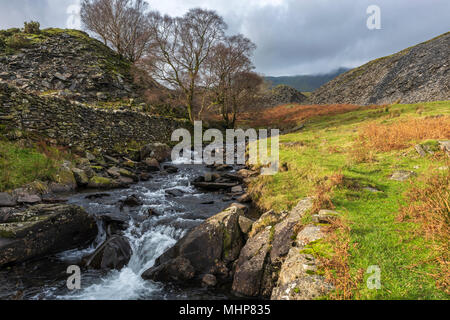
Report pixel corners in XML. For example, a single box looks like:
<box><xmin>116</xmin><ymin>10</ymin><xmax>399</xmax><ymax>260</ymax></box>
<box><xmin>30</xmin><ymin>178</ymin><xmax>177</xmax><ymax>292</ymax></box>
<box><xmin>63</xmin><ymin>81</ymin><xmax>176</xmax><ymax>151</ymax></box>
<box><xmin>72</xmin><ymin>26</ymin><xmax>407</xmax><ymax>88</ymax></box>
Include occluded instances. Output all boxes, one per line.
<box><xmin>0</xmin><ymin>0</ymin><xmax>448</xmax><ymax>76</ymax></box>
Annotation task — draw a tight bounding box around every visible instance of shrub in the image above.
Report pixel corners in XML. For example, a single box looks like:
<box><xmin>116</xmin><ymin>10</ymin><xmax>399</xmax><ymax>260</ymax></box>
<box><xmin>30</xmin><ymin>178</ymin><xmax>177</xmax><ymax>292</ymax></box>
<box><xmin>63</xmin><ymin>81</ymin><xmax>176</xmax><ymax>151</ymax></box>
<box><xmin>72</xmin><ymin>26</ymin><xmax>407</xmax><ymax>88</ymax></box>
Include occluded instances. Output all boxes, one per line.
<box><xmin>24</xmin><ymin>21</ymin><xmax>40</xmax><ymax>34</ymax></box>
<box><xmin>5</xmin><ymin>33</ymin><xmax>32</xmax><ymax>49</ymax></box>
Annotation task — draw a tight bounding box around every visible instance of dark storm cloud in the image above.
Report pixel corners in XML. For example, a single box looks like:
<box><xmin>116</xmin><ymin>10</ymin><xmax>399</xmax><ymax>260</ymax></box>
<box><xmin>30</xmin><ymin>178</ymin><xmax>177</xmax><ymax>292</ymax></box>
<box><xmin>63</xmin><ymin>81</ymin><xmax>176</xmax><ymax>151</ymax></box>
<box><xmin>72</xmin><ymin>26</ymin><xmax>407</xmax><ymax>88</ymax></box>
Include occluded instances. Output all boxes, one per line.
<box><xmin>1</xmin><ymin>0</ymin><xmax>449</xmax><ymax>76</ymax></box>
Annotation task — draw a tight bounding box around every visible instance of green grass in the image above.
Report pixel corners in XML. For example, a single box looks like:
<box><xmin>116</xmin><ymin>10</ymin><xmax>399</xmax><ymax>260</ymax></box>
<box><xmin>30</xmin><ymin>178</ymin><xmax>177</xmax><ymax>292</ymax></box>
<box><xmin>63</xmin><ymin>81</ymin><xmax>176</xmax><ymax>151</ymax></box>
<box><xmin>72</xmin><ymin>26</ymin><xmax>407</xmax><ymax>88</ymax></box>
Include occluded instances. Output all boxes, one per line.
<box><xmin>249</xmin><ymin>100</ymin><xmax>450</xmax><ymax>299</ymax></box>
<box><xmin>0</xmin><ymin>140</ymin><xmax>61</xmax><ymax>191</ymax></box>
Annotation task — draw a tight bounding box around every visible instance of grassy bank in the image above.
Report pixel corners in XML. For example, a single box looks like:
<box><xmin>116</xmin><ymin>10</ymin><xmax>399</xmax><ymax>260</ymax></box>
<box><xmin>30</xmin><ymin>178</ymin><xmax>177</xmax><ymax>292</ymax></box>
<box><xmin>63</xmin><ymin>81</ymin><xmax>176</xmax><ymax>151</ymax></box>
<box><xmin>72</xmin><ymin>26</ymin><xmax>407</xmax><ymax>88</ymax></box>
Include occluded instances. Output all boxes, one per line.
<box><xmin>247</xmin><ymin>100</ymin><xmax>450</xmax><ymax>299</ymax></box>
<box><xmin>0</xmin><ymin>139</ymin><xmax>71</xmax><ymax>192</ymax></box>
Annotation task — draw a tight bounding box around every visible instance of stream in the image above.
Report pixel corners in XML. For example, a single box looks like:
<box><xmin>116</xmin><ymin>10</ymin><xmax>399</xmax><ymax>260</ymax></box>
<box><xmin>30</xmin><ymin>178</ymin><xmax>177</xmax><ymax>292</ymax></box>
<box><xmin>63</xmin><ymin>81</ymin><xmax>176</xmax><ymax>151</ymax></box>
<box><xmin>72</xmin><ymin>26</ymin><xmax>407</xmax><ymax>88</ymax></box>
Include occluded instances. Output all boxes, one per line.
<box><xmin>0</xmin><ymin>157</ymin><xmax>244</xmax><ymax>300</ymax></box>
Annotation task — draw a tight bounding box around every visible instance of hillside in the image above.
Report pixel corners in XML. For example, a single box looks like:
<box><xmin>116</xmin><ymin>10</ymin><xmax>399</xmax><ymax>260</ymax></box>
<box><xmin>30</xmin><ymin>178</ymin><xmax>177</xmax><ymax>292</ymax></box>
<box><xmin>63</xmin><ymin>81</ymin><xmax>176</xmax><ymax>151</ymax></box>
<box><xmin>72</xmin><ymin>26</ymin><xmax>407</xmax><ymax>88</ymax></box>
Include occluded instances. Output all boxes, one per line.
<box><xmin>243</xmin><ymin>100</ymin><xmax>449</xmax><ymax>299</ymax></box>
<box><xmin>0</xmin><ymin>28</ymin><xmax>139</xmax><ymax>103</ymax></box>
<box><xmin>310</xmin><ymin>32</ymin><xmax>450</xmax><ymax>105</ymax></box>
<box><xmin>261</xmin><ymin>84</ymin><xmax>308</xmax><ymax>108</ymax></box>
<box><xmin>265</xmin><ymin>68</ymin><xmax>349</xmax><ymax>92</ymax></box>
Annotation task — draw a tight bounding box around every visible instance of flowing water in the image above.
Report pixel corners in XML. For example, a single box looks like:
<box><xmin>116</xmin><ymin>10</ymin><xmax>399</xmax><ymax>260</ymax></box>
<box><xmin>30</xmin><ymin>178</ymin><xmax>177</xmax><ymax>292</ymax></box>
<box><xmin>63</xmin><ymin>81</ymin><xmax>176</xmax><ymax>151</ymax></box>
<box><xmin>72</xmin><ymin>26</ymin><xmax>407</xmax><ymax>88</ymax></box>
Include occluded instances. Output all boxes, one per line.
<box><xmin>0</xmin><ymin>159</ymin><xmax>242</xmax><ymax>300</ymax></box>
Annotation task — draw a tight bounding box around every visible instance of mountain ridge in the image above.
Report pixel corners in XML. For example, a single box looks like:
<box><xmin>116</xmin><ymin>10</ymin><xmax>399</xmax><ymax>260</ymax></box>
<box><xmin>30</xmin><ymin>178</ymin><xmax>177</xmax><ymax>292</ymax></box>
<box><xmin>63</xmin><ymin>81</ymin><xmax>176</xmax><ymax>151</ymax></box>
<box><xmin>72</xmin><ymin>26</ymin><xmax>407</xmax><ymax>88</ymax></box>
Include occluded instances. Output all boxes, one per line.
<box><xmin>310</xmin><ymin>32</ymin><xmax>450</xmax><ymax>105</ymax></box>
<box><xmin>265</xmin><ymin>68</ymin><xmax>350</xmax><ymax>92</ymax></box>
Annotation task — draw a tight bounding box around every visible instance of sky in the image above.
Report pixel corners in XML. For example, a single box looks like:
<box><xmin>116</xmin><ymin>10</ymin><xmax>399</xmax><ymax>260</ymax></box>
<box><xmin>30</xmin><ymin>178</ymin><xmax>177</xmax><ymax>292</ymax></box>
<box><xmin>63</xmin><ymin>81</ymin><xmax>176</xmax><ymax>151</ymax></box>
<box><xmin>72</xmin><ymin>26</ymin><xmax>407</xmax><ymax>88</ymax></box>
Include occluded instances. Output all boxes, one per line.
<box><xmin>0</xmin><ymin>0</ymin><xmax>449</xmax><ymax>76</ymax></box>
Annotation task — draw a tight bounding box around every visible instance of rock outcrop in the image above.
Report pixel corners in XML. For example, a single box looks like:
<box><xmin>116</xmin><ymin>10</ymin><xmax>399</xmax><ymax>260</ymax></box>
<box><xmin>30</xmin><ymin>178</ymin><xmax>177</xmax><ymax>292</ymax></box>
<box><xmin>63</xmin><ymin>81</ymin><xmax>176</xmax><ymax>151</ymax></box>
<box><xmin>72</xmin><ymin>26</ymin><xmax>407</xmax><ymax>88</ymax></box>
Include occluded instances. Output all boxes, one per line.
<box><xmin>0</xmin><ymin>28</ymin><xmax>137</xmax><ymax>103</ymax></box>
<box><xmin>232</xmin><ymin>197</ymin><xmax>334</xmax><ymax>299</ymax></box>
<box><xmin>0</xmin><ymin>204</ymin><xmax>97</xmax><ymax>267</ymax></box>
<box><xmin>264</xmin><ymin>84</ymin><xmax>307</xmax><ymax>107</ymax></box>
<box><xmin>310</xmin><ymin>32</ymin><xmax>450</xmax><ymax>105</ymax></box>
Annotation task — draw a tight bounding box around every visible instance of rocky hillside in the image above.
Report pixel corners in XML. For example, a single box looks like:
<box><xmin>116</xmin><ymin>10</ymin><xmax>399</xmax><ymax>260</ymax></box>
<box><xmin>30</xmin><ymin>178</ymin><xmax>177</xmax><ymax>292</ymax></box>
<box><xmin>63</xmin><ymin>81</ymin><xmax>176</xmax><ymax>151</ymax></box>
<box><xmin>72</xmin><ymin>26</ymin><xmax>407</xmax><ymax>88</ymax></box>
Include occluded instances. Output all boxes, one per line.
<box><xmin>263</xmin><ymin>84</ymin><xmax>307</xmax><ymax>107</ymax></box>
<box><xmin>0</xmin><ymin>28</ymin><xmax>139</xmax><ymax>103</ymax></box>
<box><xmin>310</xmin><ymin>32</ymin><xmax>450</xmax><ymax>105</ymax></box>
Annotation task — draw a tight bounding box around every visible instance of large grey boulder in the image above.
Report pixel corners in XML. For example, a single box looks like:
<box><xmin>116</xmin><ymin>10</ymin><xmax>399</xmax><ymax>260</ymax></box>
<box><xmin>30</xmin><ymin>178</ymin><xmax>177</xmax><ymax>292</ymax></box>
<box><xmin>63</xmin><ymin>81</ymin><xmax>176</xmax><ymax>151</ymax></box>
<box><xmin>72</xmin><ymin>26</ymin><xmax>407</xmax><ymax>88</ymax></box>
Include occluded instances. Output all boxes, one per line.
<box><xmin>0</xmin><ymin>204</ymin><xmax>97</xmax><ymax>267</ymax></box>
<box><xmin>84</xmin><ymin>235</ymin><xmax>132</xmax><ymax>270</ymax></box>
<box><xmin>231</xmin><ymin>228</ymin><xmax>272</xmax><ymax>297</ymax></box>
<box><xmin>142</xmin><ymin>206</ymin><xmax>245</xmax><ymax>284</ymax></box>
<box><xmin>0</xmin><ymin>193</ymin><xmax>16</xmax><ymax>207</ymax></box>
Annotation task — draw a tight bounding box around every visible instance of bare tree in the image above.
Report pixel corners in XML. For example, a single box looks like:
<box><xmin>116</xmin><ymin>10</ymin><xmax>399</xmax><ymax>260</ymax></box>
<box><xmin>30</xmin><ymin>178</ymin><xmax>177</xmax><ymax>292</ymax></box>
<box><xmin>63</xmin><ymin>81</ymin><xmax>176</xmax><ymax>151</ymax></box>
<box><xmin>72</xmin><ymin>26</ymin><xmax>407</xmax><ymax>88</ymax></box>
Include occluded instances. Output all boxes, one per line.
<box><xmin>80</xmin><ymin>0</ymin><xmax>152</xmax><ymax>62</ymax></box>
<box><xmin>143</xmin><ymin>8</ymin><xmax>227</xmax><ymax>122</ymax></box>
<box><xmin>201</xmin><ymin>35</ymin><xmax>261</xmax><ymax>127</ymax></box>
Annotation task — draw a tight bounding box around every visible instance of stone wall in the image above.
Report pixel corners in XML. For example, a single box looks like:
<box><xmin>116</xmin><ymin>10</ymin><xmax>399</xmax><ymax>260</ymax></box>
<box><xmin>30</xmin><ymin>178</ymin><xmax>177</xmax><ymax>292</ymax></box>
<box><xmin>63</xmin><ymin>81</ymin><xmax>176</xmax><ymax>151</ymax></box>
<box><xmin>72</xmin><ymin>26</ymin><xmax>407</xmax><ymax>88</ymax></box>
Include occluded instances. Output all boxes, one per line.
<box><xmin>0</xmin><ymin>83</ymin><xmax>191</xmax><ymax>154</ymax></box>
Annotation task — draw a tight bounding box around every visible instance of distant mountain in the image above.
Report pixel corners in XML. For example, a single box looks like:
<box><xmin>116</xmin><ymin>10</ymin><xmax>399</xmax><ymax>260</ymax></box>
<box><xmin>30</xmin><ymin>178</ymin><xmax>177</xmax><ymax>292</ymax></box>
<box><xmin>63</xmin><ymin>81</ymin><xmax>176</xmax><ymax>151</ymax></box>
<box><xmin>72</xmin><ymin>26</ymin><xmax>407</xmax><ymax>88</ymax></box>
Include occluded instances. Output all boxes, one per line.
<box><xmin>265</xmin><ymin>68</ymin><xmax>350</xmax><ymax>92</ymax></box>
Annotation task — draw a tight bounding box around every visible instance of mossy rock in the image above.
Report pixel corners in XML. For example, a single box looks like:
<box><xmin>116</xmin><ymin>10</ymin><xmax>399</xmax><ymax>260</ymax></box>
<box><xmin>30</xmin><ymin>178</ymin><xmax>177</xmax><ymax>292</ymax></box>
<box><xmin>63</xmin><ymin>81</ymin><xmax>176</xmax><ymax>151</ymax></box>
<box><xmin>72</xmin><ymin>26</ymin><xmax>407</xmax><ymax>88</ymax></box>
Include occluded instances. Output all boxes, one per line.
<box><xmin>87</xmin><ymin>176</ymin><xmax>119</xmax><ymax>189</ymax></box>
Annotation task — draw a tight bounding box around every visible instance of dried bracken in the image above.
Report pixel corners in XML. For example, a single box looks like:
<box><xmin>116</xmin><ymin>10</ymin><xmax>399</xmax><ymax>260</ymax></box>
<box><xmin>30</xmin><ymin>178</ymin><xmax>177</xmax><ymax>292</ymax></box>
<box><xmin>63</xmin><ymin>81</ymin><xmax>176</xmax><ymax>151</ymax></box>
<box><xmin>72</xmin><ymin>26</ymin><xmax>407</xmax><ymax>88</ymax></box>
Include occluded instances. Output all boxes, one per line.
<box><xmin>397</xmin><ymin>168</ymin><xmax>450</xmax><ymax>294</ymax></box>
<box><xmin>359</xmin><ymin>116</ymin><xmax>450</xmax><ymax>152</ymax></box>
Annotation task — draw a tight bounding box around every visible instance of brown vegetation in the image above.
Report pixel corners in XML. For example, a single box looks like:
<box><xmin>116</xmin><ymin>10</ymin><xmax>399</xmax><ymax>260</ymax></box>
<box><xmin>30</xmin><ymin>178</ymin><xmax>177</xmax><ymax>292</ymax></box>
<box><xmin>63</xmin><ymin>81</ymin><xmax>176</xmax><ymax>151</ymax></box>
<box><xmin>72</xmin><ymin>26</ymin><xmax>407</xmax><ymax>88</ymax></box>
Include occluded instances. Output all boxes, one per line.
<box><xmin>359</xmin><ymin>116</ymin><xmax>450</xmax><ymax>152</ymax></box>
<box><xmin>310</xmin><ymin>172</ymin><xmax>344</xmax><ymax>214</ymax></box>
<box><xmin>239</xmin><ymin>104</ymin><xmax>380</xmax><ymax>128</ymax></box>
<box><xmin>397</xmin><ymin>168</ymin><xmax>450</xmax><ymax>294</ymax></box>
<box><xmin>319</xmin><ymin>219</ymin><xmax>365</xmax><ymax>300</ymax></box>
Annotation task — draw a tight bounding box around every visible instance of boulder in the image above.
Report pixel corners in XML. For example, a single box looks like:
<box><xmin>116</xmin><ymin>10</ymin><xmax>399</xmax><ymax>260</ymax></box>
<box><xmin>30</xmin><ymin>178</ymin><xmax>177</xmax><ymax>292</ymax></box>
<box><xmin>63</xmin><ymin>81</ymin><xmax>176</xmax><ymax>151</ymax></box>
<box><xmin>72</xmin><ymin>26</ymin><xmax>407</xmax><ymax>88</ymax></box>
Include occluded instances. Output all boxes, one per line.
<box><xmin>41</xmin><ymin>194</ymin><xmax>68</xmax><ymax>204</ymax></box>
<box><xmin>231</xmin><ymin>186</ymin><xmax>244</xmax><ymax>194</ymax></box>
<box><xmin>0</xmin><ymin>193</ymin><xmax>16</xmax><ymax>207</ymax></box>
<box><xmin>52</xmin><ymin>166</ymin><xmax>77</xmax><ymax>191</ymax></box>
<box><xmin>99</xmin><ymin>213</ymin><xmax>129</xmax><ymax>236</ymax></box>
<box><xmin>84</xmin><ymin>235</ymin><xmax>132</xmax><ymax>270</ymax></box>
<box><xmin>415</xmin><ymin>145</ymin><xmax>427</xmax><ymax>157</ymax></box>
<box><xmin>237</xmin><ymin>169</ymin><xmax>259</xmax><ymax>178</ymax></box>
<box><xmin>202</xmin><ymin>274</ymin><xmax>218</xmax><ymax>287</ymax></box>
<box><xmin>232</xmin><ymin>228</ymin><xmax>272</xmax><ymax>297</ymax></box>
<box><xmin>238</xmin><ymin>216</ymin><xmax>254</xmax><ymax>234</ymax></box>
<box><xmin>139</xmin><ymin>172</ymin><xmax>152</xmax><ymax>181</ymax></box>
<box><xmin>72</xmin><ymin>168</ymin><xmax>89</xmax><ymax>187</ymax></box>
<box><xmin>312</xmin><ymin>210</ymin><xmax>341</xmax><ymax>224</ymax></box>
<box><xmin>103</xmin><ymin>155</ymin><xmax>120</xmax><ymax>164</ymax></box>
<box><xmin>390</xmin><ymin>170</ymin><xmax>417</xmax><ymax>181</ymax></box>
<box><xmin>17</xmin><ymin>193</ymin><xmax>41</xmax><ymax>205</ymax></box>
<box><xmin>142</xmin><ymin>206</ymin><xmax>245</xmax><ymax>285</ymax></box>
<box><xmin>118</xmin><ymin>168</ymin><xmax>138</xmax><ymax>182</ymax></box>
<box><xmin>165</xmin><ymin>189</ymin><xmax>185</xmax><ymax>197</ymax></box>
<box><xmin>121</xmin><ymin>194</ymin><xmax>143</xmax><ymax>207</ymax></box>
<box><xmin>163</xmin><ymin>165</ymin><xmax>179</xmax><ymax>174</ymax></box>
<box><xmin>0</xmin><ymin>204</ymin><xmax>97</xmax><ymax>267</ymax></box>
<box><xmin>142</xmin><ymin>257</ymin><xmax>195</xmax><ymax>282</ymax></box>
<box><xmin>270</xmin><ymin>198</ymin><xmax>313</xmax><ymax>264</ymax></box>
<box><xmin>140</xmin><ymin>143</ymin><xmax>171</xmax><ymax>162</ymax></box>
<box><xmin>87</xmin><ymin>176</ymin><xmax>119</xmax><ymax>189</ymax></box>
<box><xmin>439</xmin><ymin>140</ymin><xmax>450</xmax><ymax>155</ymax></box>
<box><xmin>192</xmin><ymin>182</ymin><xmax>239</xmax><ymax>191</ymax></box>
<box><xmin>106</xmin><ymin>167</ymin><xmax>121</xmax><ymax>178</ymax></box>
<box><xmin>143</xmin><ymin>158</ymin><xmax>160</xmax><ymax>171</ymax></box>
<box><xmin>237</xmin><ymin>193</ymin><xmax>252</xmax><ymax>203</ymax></box>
